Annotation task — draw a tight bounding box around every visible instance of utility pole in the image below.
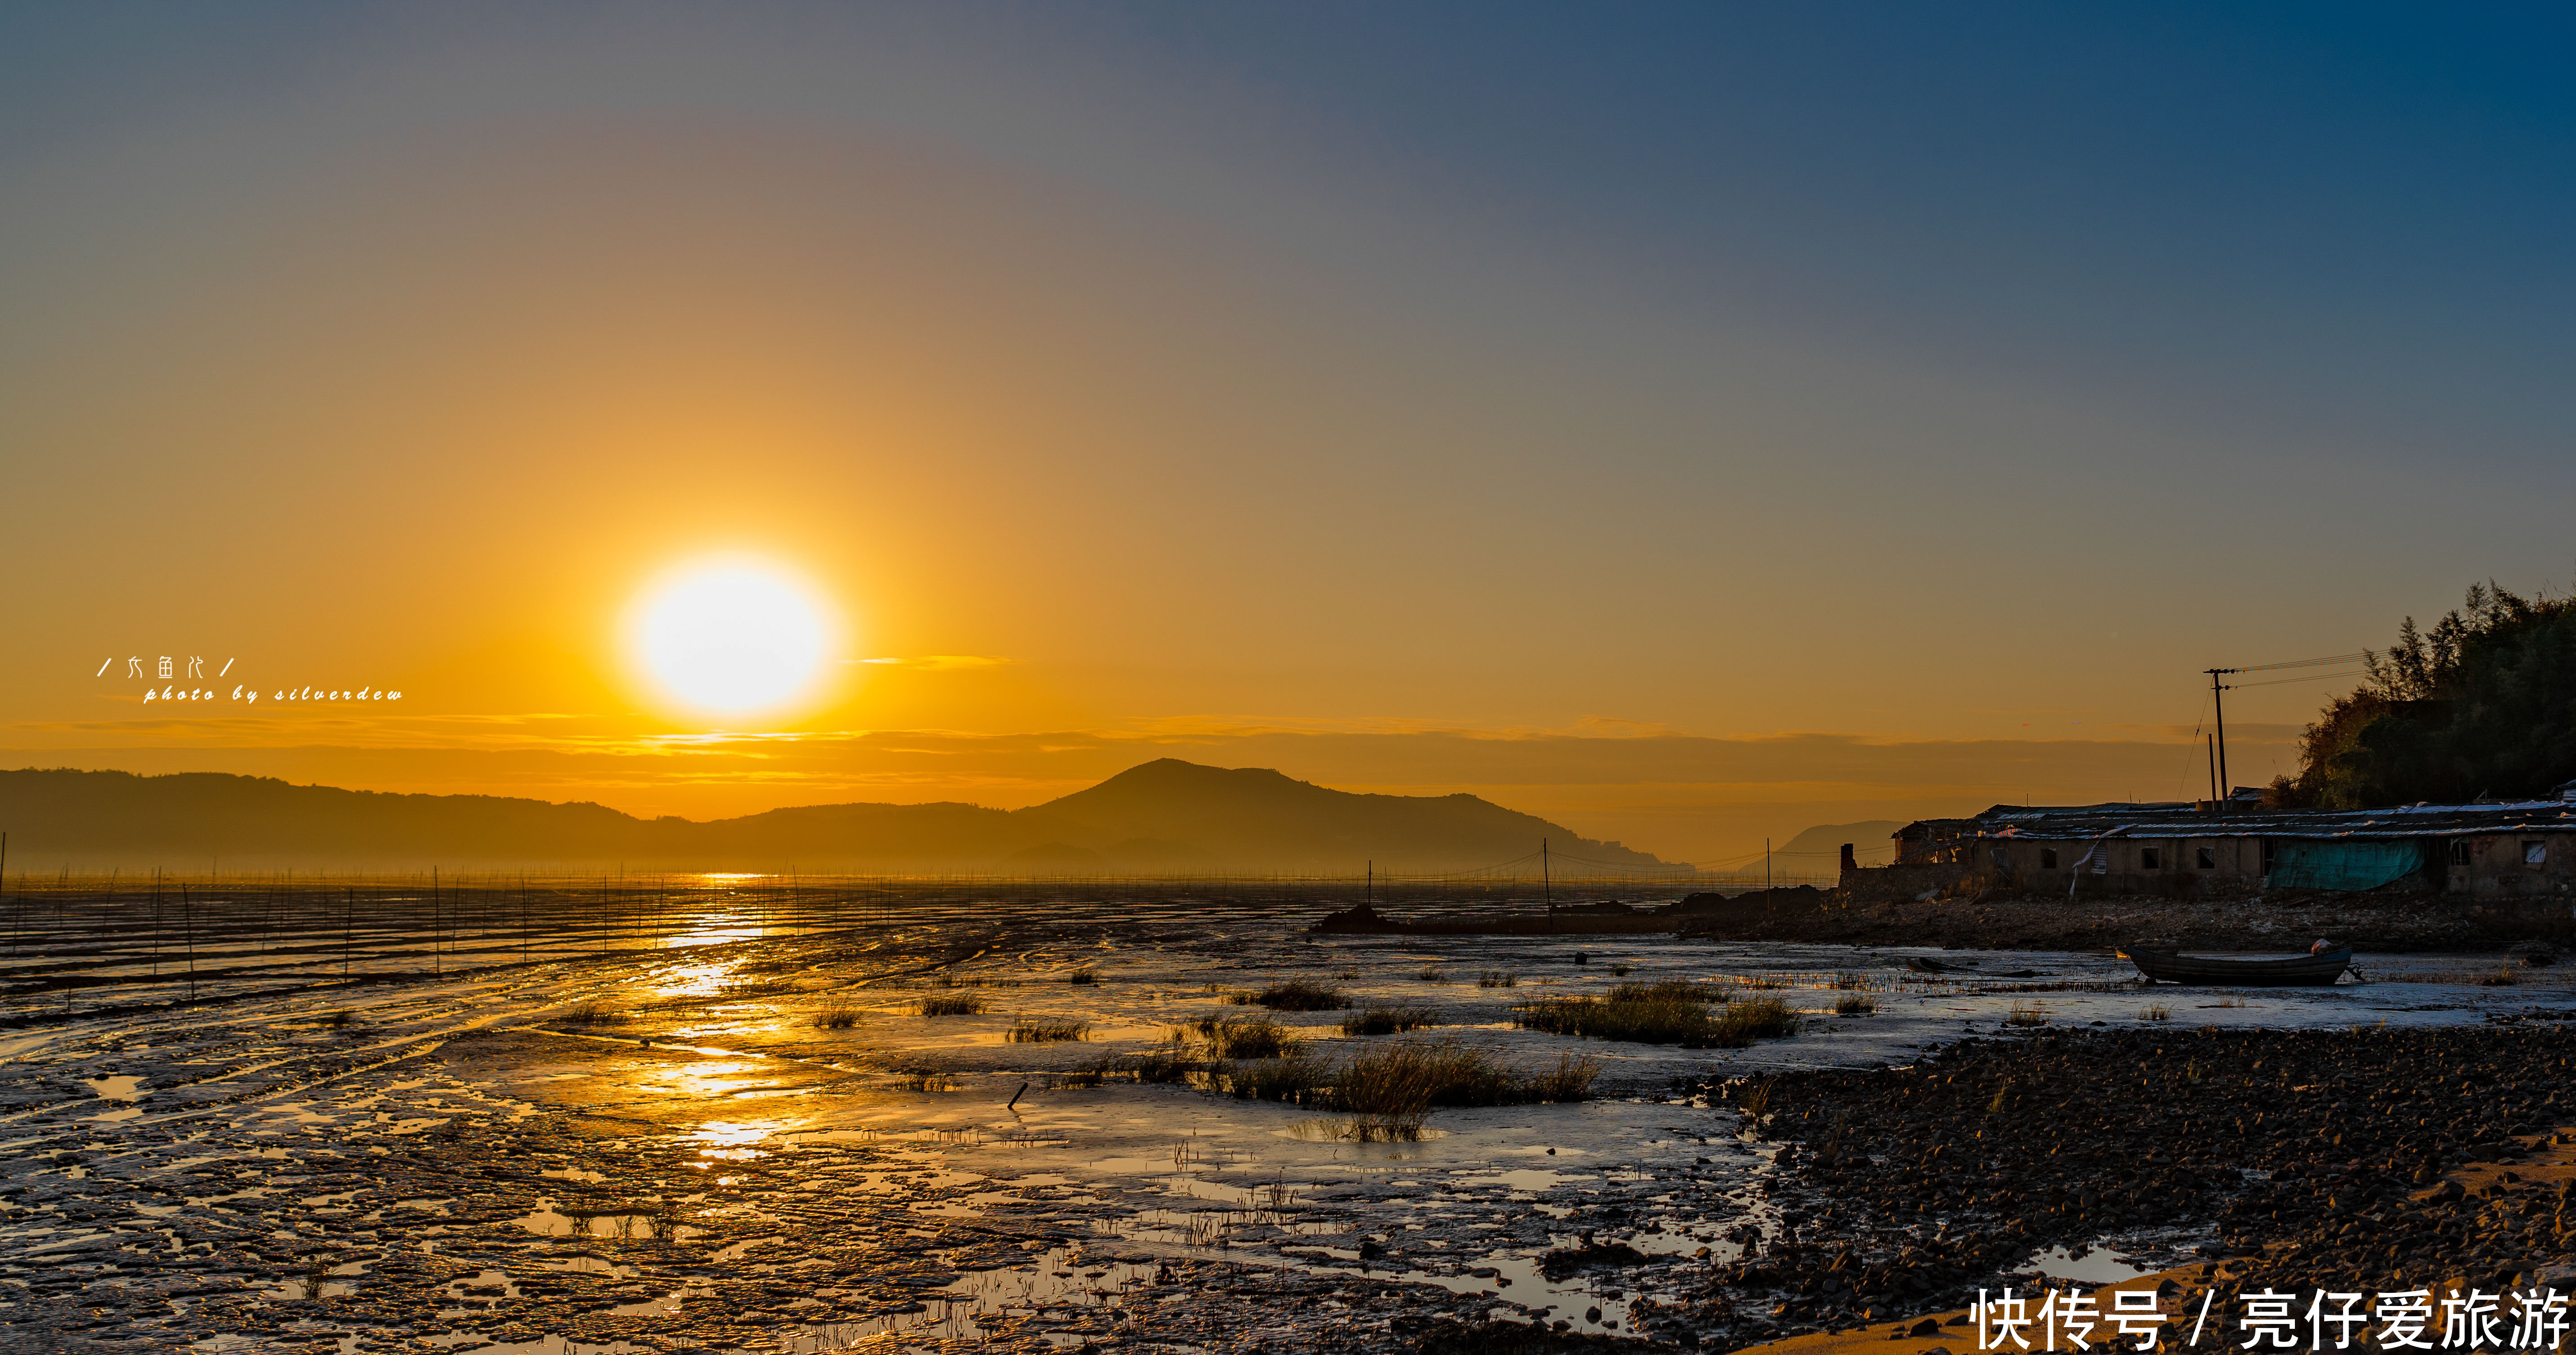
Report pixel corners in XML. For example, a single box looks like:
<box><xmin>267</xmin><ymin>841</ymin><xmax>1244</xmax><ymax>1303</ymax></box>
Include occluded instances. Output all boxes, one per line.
<box><xmin>1540</xmin><ymin>839</ymin><xmax>1551</xmax><ymax>905</ymax></box>
<box><xmin>2205</xmin><ymin>668</ymin><xmax>2235</xmax><ymax>807</ymax></box>
<box><xmin>2206</xmin><ymin>733</ymin><xmax>2219</xmax><ymax>805</ymax></box>
<box><xmin>1765</xmin><ymin>838</ymin><xmax>1773</xmax><ymax>893</ymax></box>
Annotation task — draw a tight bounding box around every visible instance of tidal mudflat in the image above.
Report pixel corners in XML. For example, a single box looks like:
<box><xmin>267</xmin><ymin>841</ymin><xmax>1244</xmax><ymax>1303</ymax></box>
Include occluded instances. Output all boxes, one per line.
<box><xmin>4</xmin><ymin>885</ymin><xmax>2572</xmax><ymax>1352</ymax></box>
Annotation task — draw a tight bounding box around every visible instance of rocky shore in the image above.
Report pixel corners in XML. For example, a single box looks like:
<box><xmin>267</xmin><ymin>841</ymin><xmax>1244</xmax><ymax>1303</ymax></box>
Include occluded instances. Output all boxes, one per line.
<box><xmin>1655</xmin><ymin>1017</ymin><xmax>2576</xmax><ymax>1351</ymax></box>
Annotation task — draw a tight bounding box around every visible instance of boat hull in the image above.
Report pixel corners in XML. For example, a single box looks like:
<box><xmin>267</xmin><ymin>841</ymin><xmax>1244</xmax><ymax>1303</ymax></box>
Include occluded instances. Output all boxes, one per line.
<box><xmin>2121</xmin><ymin>947</ymin><xmax>2353</xmax><ymax>987</ymax></box>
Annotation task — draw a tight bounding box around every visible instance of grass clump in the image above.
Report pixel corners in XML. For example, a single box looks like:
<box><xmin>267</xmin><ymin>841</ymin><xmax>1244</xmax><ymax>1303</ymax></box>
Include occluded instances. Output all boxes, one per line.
<box><xmin>323</xmin><ymin>1010</ymin><xmax>357</xmax><ymax>1029</ymax></box>
<box><xmin>562</xmin><ymin>1000</ymin><xmax>627</xmax><ymax>1026</ymax></box>
<box><xmin>1340</xmin><ymin>1004</ymin><xmax>1440</xmax><ymax>1036</ymax></box>
<box><xmin>1415</xmin><ymin>966</ymin><xmax>1448</xmax><ymax>983</ymax></box>
<box><xmin>1519</xmin><ymin>988</ymin><xmax>1795</xmax><ymax>1048</ymax></box>
<box><xmin>1712</xmin><ymin>995</ymin><xmax>1798</xmax><ymax>1042</ymax></box>
<box><xmin>1733</xmin><ymin>1077</ymin><xmax>1774</xmax><ymax>1127</ymax></box>
<box><xmin>917</xmin><ymin>993</ymin><xmax>988</xmax><ymax>1017</ymax></box>
<box><xmin>1250</xmin><ymin>980</ymin><xmax>1347</xmax><ymax>1011</ymax></box>
<box><xmin>1606</xmin><ymin>963</ymin><xmax>1633</xmax><ymax>978</ymax></box>
<box><xmin>2140</xmin><ymin>1004</ymin><xmax>2171</xmax><ymax>1022</ymax></box>
<box><xmin>811</xmin><ymin>1004</ymin><xmax>863</xmax><ymax>1030</ymax></box>
<box><xmin>1065</xmin><ymin>968</ymin><xmax>1101</xmax><ymax>985</ymax></box>
<box><xmin>1223</xmin><ymin>1054</ymin><xmax>1329</xmax><ymax>1102</ymax></box>
<box><xmin>1521</xmin><ymin>1053</ymin><xmax>1603</xmax><ymax>1103</ymax></box>
<box><xmin>896</xmin><ymin>1066</ymin><xmax>954</xmax><ymax>1092</ymax></box>
<box><xmin>1475</xmin><ymin>971</ymin><xmax>1519</xmax><ymax>989</ymax></box>
<box><xmin>1132</xmin><ymin>1038</ymin><xmax>1197</xmax><ymax>1083</ymax></box>
<box><xmin>1332</xmin><ymin>1038</ymin><xmax>1596</xmax><ymax>1139</ymax></box>
<box><xmin>1195</xmin><ymin>1016</ymin><xmax>1301</xmax><ymax>1059</ymax></box>
<box><xmin>1833</xmin><ymin>992</ymin><xmax>1878</xmax><ymax>1016</ymax></box>
<box><xmin>1007</xmin><ymin>1017</ymin><xmax>1090</xmax><ymax>1042</ymax></box>
<box><xmin>2004</xmin><ymin>1001</ymin><xmax>2048</xmax><ymax>1027</ymax></box>
<box><xmin>1221</xmin><ymin>1037</ymin><xmax>1595</xmax><ymax>1138</ymax></box>
<box><xmin>1607</xmin><ymin>979</ymin><xmax>1717</xmax><ymax>1004</ymax></box>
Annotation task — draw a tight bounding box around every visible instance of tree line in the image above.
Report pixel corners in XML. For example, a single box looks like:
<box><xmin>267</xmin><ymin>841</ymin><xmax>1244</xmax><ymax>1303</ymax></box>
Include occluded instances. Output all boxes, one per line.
<box><xmin>2272</xmin><ymin>580</ymin><xmax>2576</xmax><ymax>809</ymax></box>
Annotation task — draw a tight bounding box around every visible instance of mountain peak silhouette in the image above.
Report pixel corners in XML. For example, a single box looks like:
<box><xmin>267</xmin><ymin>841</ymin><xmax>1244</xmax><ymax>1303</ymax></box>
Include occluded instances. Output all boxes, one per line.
<box><xmin>0</xmin><ymin>761</ymin><xmax>1677</xmax><ymax>872</ymax></box>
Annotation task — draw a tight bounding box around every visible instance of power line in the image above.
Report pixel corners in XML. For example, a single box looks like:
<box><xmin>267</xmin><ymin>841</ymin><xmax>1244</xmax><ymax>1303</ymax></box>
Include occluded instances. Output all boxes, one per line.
<box><xmin>2227</xmin><ymin>669</ymin><xmax>2366</xmax><ymax>690</ymax></box>
<box><xmin>2227</xmin><ymin>651</ymin><xmax>2367</xmax><ymax>674</ymax></box>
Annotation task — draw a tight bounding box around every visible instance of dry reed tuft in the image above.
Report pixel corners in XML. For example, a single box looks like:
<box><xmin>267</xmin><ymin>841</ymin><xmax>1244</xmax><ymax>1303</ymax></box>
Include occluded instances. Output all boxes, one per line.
<box><xmin>1221</xmin><ymin>1054</ymin><xmax>1328</xmax><ymax>1102</ymax></box>
<box><xmin>2140</xmin><ymin>1004</ymin><xmax>2171</xmax><ymax>1022</ymax></box>
<box><xmin>1007</xmin><ymin>1017</ymin><xmax>1089</xmax><ymax>1042</ymax></box>
<box><xmin>896</xmin><ymin>1066</ymin><xmax>954</xmax><ymax>1092</ymax></box>
<box><xmin>1734</xmin><ymin>1077</ymin><xmax>1774</xmax><ymax>1126</ymax></box>
<box><xmin>1415</xmin><ymin>966</ymin><xmax>1448</xmax><ymax>983</ymax></box>
<box><xmin>1131</xmin><ymin>1040</ymin><xmax>1196</xmax><ymax>1083</ymax></box>
<box><xmin>1065</xmin><ymin>968</ymin><xmax>1101</xmax><ymax>985</ymax></box>
<box><xmin>810</xmin><ymin>1004</ymin><xmax>863</xmax><ymax>1030</ymax></box>
<box><xmin>1218</xmin><ymin>1036</ymin><xmax>1593</xmax><ymax>1134</ymax></box>
<box><xmin>1475</xmin><ymin>970</ymin><xmax>1520</xmax><ymax>989</ymax></box>
<box><xmin>1194</xmin><ymin>1016</ymin><xmax>1300</xmax><ymax>1059</ymax></box>
<box><xmin>2005</xmin><ymin>1001</ymin><xmax>2048</xmax><ymax>1027</ymax></box>
<box><xmin>1520</xmin><ymin>1053</ymin><xmax>1602</xmax><ymax>1103</ymax></box>
<box><xmin>1516</xmin><ymin>987</ymin><xmax>1794</xmax><ymax>1047</ymax></box>
<box><xmin>917</xmin><ymin>994</ymin><xmax>987</xmax><ymax>1017</ymax></box>
<box><xmin>1339</xmin><ymin>1004</ymin><xmax>1440</xmax><ymax>1036</ymax></box>
<box><xmin>1249</xmin><ymin>980</ymin><xmax>1347</xmax><ymax>1011</ymax></box>
<box><xmin>1833</xmin><ymin>991</ymin><xmax>1878</xmax><ymax>1016</ymax></box>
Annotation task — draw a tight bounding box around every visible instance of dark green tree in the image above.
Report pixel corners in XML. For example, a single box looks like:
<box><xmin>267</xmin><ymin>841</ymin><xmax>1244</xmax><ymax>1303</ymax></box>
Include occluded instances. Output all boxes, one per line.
<box><xmin>2272</xmin><ymin>581</ymin><xmax>2576</xmax><ymax>808</ymax></box>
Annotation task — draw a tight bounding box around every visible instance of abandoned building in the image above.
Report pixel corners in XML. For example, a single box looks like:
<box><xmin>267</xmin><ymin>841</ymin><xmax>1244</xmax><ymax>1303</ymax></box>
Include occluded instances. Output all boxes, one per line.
<box><xmin>1889</xmin><ymin>788</ymin><xmax>2576</xmax><ymax>897</ymax></box>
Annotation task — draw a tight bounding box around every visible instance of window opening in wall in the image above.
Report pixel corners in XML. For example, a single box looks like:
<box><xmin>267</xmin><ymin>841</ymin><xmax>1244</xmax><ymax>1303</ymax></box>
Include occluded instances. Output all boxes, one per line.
<box><xmin>2040</xmin><ymin>848</ymin><xmax>2059</xmax><ymax>869</ymax></box>
<box><xmin>2196</xmin><ymin>846</ymin><xmax>2216</xmax><ymax>870</ymax></box>
<box><xmin>2449</xmin><ymin>840</ymin><xmax>2471</xmax><ymax>866</ymax></box>
<box><xmin>2525</xmin><ymin>840</ymin><xmax>2548</xmax><ymax>867</ymax></box>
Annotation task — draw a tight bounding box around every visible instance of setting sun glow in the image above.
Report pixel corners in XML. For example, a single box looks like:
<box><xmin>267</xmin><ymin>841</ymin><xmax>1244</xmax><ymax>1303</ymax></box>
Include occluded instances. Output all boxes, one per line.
<box><xmin>629</xmin><ymin>560</ymin><xmax>835</xmax><ymax>718</ymax></box>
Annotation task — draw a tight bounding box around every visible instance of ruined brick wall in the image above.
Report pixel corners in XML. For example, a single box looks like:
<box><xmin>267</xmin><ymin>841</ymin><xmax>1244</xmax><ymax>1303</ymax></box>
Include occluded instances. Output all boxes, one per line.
<box><xmin>1835</xmin><ymin>860</ymin><xmax>1981</xmax><ymax>905</ymax></box>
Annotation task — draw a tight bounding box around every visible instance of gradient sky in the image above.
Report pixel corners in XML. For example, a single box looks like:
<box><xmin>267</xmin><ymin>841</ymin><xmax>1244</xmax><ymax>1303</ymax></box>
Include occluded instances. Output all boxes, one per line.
<box><xmin>6</xmin><ymin>3</ymin><xmax>2572</xmax><ymax>865</ymax></box>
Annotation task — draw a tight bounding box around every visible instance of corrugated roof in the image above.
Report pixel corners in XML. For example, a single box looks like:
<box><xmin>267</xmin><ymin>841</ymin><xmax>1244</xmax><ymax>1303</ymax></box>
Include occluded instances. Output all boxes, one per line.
<box><xmin>1898</xmin><ymin>799</ymin><xmax>2576</xmax><ymax>843</ymax></box>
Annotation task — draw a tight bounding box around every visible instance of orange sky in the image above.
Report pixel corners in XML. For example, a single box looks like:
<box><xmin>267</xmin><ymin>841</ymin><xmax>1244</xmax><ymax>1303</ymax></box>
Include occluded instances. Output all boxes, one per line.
<box><xmin>6</xmin><ymin>7</ymin><xmax>2554</xmax><ymax>866</ymax></box>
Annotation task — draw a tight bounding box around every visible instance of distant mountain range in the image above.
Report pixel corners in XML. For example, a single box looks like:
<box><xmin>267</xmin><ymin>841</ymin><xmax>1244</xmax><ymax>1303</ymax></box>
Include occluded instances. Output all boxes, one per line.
<box><xmin>0</xmin><ymin>759</ymin><xmax>1681</xmax><ymax>874</ymax></box>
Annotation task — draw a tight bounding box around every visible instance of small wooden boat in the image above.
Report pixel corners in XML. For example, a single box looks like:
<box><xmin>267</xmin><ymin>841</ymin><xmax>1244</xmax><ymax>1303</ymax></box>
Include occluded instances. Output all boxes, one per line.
<box><xmin>2121</xmin><ymin>946</ymin><xmax>2354</xmax><ymax>987</ymax></box>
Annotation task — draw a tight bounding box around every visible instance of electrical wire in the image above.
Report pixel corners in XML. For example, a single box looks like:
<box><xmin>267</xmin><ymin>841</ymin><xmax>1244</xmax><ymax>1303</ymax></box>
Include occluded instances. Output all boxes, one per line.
<box><xmin>2227</xmin><ymin>651</ymin><xmax>2367</xmax><ymax>673</ymax></box>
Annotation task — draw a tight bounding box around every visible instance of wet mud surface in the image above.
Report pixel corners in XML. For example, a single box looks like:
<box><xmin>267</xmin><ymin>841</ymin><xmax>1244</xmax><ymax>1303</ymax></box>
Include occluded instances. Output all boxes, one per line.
<box><xmin>4</xmin><ymin>889</ymin><xmax>2573</xmax><ymax>1352</ymax></box>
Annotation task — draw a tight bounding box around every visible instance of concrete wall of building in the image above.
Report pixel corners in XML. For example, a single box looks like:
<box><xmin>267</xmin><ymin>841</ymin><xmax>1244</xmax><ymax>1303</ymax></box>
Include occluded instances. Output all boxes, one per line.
<box><xmin>2445</xmin><ymin>833</ymin><xmax>2576</xmax><ymax>898</ymax></box>
<box><xmin>1863</xmin><ymin>829</ymin><xmax>2576</xmax><ymax>900</ymax></box>
<box><xmin>1979</xmin><ymin>835</ymin><xmax>2267</xmax><ymax>896</ymax></box>
<box><xmin>1835</xmin><ymin>860</ymin><xmax>1980</xmax><ymax>903</ymax></box>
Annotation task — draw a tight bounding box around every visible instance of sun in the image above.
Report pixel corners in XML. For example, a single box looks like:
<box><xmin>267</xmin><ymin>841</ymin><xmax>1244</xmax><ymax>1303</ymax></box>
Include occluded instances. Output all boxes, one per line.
<box><xmin>627</xmin><ymin>558</ymin><xmax>836</xmax><ymax>717</ymax></box>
